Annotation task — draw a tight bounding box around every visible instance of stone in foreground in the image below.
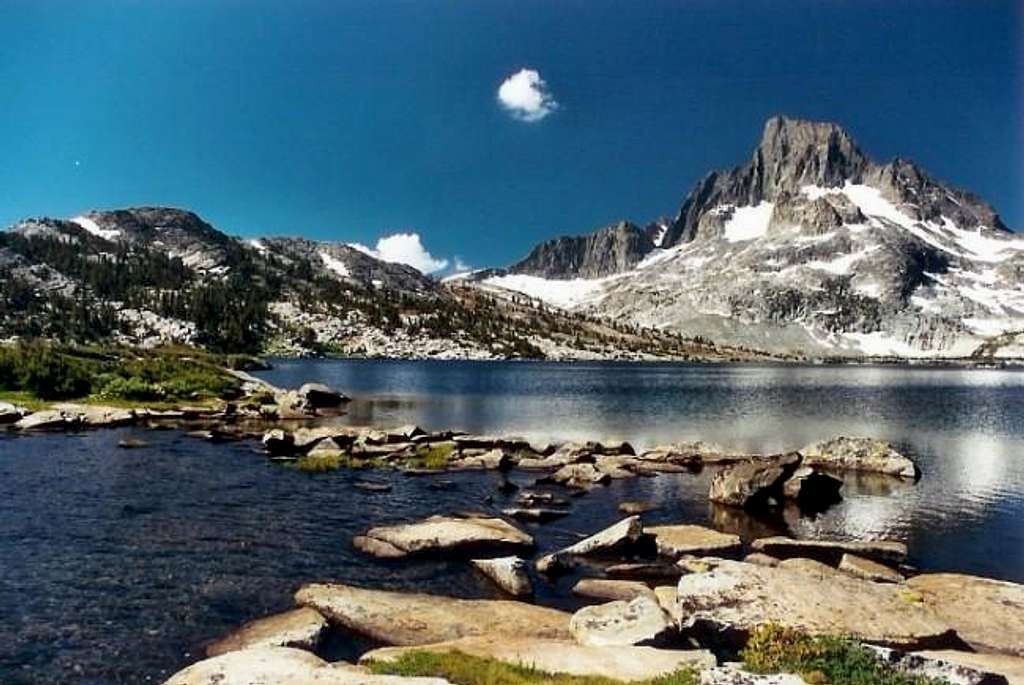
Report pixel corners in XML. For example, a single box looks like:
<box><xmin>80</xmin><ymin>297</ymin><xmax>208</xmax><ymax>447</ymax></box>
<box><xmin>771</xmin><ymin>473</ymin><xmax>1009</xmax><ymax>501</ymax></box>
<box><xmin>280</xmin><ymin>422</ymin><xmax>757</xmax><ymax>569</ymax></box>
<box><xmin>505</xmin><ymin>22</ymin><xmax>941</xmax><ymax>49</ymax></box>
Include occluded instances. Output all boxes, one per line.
<box><xmin>570</xmin><ymin>595</ymin><xmax>674</xmax><ymax>647</ymax></box>
<box><xmin>205</xmin><ymin>606</ymin><xmax>329</xmax><ymax>656</ymax></box>
<box><xmin>647</xmin><ymin>524</ymin><xmax>742</xmax><ymax>559</ymax></box>
<box><xmin>471</xmin><ymin>556</ymin><xmax>532</xmax><ymax>597</ymax></box>
<box><xmin>919</xmin><ymin>651</ymin><xmax>1024</xmax><ymax>685</ymax></box>
<box><xmin>799</xmin><ymin>436</ymin><xmax>919</xmax><ymax>478</ymax></box>
<box><xmin>698</xmin><ymin>666</ymin><xmax>811</xmax><ymax>684</ymax></box>
<box><xmin>676</xmin><ymin>559</ymin><xmax>957</xmax><ymax>650</ymax></box>
<box><xmin>908</xmin><ymin>573</ymin><xmax>1024</xmax><ymax>657</ymax></box>
<box><xmin>361</xmin><ymin>637</ymin><xmax>716</xmax><ymax>682</ymax></box>
<box><xmin>165</xmin><ymin>646</ymin><xmax>452</xmax><ymax>685</ymax></box>
<box><xmin>353</xmin><ymin>514</ymin><xmax>533</xmax><ymax>559</ymax></box>
<box><xmin>750</xmin><ymin>535</ymin><xmax>908</xmax><ymax>565</ymax></box>
<box><xmin>296</xmin><ymin>583</ymin><xmax>571</xmax><ymax>645</ymax></box>
<box><xmin>869</xmin><ymin>646</ymin><xmax>1011</xmax><ymax>685</ymax></box>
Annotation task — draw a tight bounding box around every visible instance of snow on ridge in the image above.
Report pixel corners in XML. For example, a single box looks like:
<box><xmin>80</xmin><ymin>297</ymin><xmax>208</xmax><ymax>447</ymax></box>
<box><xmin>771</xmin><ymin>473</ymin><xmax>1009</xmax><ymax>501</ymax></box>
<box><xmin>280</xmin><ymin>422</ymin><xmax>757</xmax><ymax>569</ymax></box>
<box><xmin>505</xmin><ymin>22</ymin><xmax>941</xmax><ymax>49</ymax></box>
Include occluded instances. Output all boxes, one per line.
<box><xmin>70</xmin><ymin>215</ymin><xmax>121</xmax><ymax>241</ymax></box>
<box><xmin>722</xmin><ymin>202</ymin><xmax>774</xmax><ymax>242</ymax></box>
<box><xmin>320</xmin><ymin>250</ymin><xmax>351</xmax><ymax>278</ymax></box>
<box><xmin>482</xmin><ymin>273</ymin><xmax>607</xmax><ymax>310</ymax></box>
<box><xmin>651</xmin><ymin>221</ymin><xmax>669</xmax><ymax>247</ymax></box>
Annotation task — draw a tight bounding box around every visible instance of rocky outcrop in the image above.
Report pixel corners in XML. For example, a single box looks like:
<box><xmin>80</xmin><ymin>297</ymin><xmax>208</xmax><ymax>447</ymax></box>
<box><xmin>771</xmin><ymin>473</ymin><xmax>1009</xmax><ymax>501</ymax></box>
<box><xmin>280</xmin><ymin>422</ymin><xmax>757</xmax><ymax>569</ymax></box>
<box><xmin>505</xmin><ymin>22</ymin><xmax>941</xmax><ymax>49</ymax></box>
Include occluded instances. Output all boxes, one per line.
<box><xmin>471</xmin><ymin>556</ymin><xmax>532</xmax><ymax>597</ymax></box>
<box><xmin>510</xmin><ymin>221</ymin><xmax>656</xmax><ymax>279</ymax></box>
<box><xmin>676</xmin><ymin>559</ymin><xmax>957</xmax><ymax>650</ymax></box>
<box><xmin>907</xmin><ymin>573</ymin><xmax>1024</xmax><ymax>656</ymax></box>
<box><xmin>0</xmin><ymin>401</ymin><xmax>26</xmax><ymax>424</ymax></box>
<box><xmin>569</xmin><ymin>595</ymin><xmax>674</xmax><ymax>647</ymax></box>
<box><xmin>750</xmin><ymin>536</ymin><xmax>908</xmax><ymax>565</ymax></box>
<box><xmin>164</xmin><ymin>647</ymin><xmax>452</xmax><ymax>685</ymax></box>
<box><xmin>353</xmin><ymin>514</ymin><xmax>533</xmax><ymax>559</ymax></box>
<box><xmin>708</xmin><ymin>453</ymin><xmax>802</xmax><ymax>508</ymax></box>
<box><xmin>799</xmin><ymin>437</ymin><xmax>919</xmax><ymax>478</ymax></box>
<box><xmin>295</xmin><ymin>583</ymin><xmax>572</xmax><ymax>645</ymax></box>
<box><xmin>361</xmin><ymin>637</ymin><xmax>716</xmax><ymax>682</ymax></box>
<box><xmin>204</xmin><ymin>607</ymin><xmax>328</xmax><ymax>657</ymax></box>
<box><xmin>646</xmin><ymin>525</ymin><xmax>742</xmax><ymax>559</ymax></box>
<box><xmin>297</xmin><ymin>382</ymin><xmax>350</xmax><ymax>408</ymax></box>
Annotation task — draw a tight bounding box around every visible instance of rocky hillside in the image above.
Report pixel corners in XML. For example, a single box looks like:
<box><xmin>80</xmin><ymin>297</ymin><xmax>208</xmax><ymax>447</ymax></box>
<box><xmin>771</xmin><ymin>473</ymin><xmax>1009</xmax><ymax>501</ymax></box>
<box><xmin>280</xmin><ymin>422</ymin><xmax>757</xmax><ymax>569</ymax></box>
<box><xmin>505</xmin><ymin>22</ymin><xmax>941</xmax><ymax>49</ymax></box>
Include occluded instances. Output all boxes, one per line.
<box><xmin>473</xmin><ymin>117</ymin><xmax>1024</xmax><ymax>358</ymax></box>
<box><xmin>0</xmin><ymin>208</ymin><xmax>753</xmax><ymax>361</ymax></box>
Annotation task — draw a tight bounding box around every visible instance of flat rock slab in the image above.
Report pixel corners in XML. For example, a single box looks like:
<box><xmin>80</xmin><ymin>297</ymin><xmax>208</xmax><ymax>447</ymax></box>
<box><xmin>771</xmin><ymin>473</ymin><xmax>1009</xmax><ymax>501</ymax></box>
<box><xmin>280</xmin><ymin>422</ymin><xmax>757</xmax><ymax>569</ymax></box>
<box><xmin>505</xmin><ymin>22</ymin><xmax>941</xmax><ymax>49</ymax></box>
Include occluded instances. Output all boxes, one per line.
<box><xmin>361</xmin><ymin>637</ymin><xmax>716</xmax><ymax>682</ymax></box>
<box><xmin>295</xmin><ymin>583</ymin><xmax>571</xmax><ymax>646</ymax></box>
<box><xmin>354</xmin><ymin>515</ymin><xmax>533</xmax><ymax>559</ymax></box>
<box><xmin>165</xmin><ymin>646</ymin><xmax>452</xmax><ymax>685</ymax></box>
<box><xmin>205</xmin><ymin>606</ymin><xmax>329</xmax><ymax>656</ymax></box>
<box><xmin>919</xmin><ymin>651</ymin><xmax>1024</xmax><ymax>685</ymax></box>
<box><xmin>537</xmin><ymin>516</ymin><xmax>645</xmax><ymax>573</ymax></box>
<box><xmin>750</xmin><ymin>536</ymin><xmax>908</xmax><ymax>565</ymax></box>
<box><xmin>573</xmin><ymin>579</ymin><xmax>655</xmax><ymax>602</ymax></box>
<box><xmin>570</xmin><ymin>595</ymin><xmax>674</xmax><ymax>647</ymax></box>
<box><xmin>647</xmin><ymin>525</ymin><xmax>742</xmax><ymax>559</ymax></box>
<box><xmin>839</xmin><ymin>553</ymin><xmax>903</xmax><ymax>583</ymax></box>
<box><xmin>676</xmin><ymin>559</ymin><xmax>957</xmax><ymax>650</ymax></box>
<box><xmin>908</xmin><ymin>573</ymin><xmax>1024</xmax><ymax>657</ymax></box>
<box><xmin>799</xmin><ymin>436</ymin><xmax>919</xmax><ymax>478</ymax></box>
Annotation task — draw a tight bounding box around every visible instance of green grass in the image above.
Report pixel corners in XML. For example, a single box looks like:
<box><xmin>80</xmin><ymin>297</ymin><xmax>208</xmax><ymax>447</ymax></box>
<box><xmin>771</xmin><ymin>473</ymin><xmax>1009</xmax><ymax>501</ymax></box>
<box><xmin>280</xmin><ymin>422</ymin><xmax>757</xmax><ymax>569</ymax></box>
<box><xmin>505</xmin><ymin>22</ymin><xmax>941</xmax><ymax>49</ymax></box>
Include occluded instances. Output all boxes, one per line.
<box><xmin>292</xmin><ymin>452</ymin><xmax>389</xmax><ymax>473</ymax></box>
<box><xmin>0</xmin><ymin>390</ymin><xmax>50</xmax><ymax>411</ymax></box>
<box><xmin>741</xmin><ymin>625</ymin><xmax>949</xmax><ymax>685</ymax></box>
<box><xmin>404</xmin><ymin>442</ymin><xmax>455</xmax><ymax>470</ymax></box>
<box><xmin>367</xmin><ymin>650</ymin><xmax>697</xmax><ymax>685</ymax></box>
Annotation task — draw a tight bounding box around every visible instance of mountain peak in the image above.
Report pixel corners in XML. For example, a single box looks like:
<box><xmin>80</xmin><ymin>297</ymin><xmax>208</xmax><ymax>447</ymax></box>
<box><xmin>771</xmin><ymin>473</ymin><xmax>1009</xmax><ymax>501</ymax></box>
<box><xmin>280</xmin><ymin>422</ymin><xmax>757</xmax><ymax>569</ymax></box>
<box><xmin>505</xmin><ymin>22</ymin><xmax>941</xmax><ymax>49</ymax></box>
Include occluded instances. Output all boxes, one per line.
<box><xmin>752</xmin><ymin>116</ymin><xmax>870</xmax><ymax>195</ymax></box>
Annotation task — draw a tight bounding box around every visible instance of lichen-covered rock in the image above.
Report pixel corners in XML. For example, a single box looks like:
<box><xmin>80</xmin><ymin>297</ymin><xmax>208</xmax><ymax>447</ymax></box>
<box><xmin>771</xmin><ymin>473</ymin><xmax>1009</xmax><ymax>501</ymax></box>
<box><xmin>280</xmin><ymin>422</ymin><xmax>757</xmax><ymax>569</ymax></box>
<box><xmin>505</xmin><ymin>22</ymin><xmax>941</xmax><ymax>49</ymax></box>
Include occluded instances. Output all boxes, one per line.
<box><xmin>907</xmin><ymin>573</ymin><xmax>1024</xmax><ymax>656</ymax></box>
<box><xmin>205</xmin><ymin>607</ymin><xmax>328</xmax><ymax>656</ymax></box>
<box><xmin>354</xmin><ymin>514</ymin><xmax>533</xmax><ymax>559</ymax></box>
<box><xmin>676</xmin><ymin>559</ymin><xmax>957</xmax><ymax>650</ymax></box>
<box><xmin>295</xmin><ymin>583</ymin><xmax>571</xmax><ymax>645</ymax></box>
<box><xmin>570</xmin><ymin>595</ymin><xmax>674</xmax><ymax>647</ymax></box>
<box><xmin>868</xmin><ymin>646</ymin><xmax>1011</xmax><ymax>685</ymax></box>
<box><xmin>917</xmin><ymin>651</ymin><xmax>1024</xmax><ymax>685</ymax></box>
<box><xmin>799</xmin><ymin>436</ymin><xmax>919</xmax><ymax>478</ymax></box>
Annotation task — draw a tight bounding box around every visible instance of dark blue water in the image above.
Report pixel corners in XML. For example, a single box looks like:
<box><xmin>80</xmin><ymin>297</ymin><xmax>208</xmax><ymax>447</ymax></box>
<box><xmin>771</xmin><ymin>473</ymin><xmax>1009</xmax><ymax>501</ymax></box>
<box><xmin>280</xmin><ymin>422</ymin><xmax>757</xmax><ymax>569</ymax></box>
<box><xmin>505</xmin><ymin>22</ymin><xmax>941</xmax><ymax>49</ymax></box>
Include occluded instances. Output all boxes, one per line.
<box><xmin>2</xmin><ymin>360</ymin><xmax>1023</xmax><ymax>685</ymax></box>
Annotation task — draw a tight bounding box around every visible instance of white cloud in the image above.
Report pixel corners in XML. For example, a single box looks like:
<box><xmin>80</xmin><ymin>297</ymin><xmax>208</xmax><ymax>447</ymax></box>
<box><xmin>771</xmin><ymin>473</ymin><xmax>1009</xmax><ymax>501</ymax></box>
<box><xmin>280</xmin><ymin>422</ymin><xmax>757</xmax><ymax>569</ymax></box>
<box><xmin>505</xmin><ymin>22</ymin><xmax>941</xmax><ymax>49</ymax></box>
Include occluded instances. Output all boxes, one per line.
<box><xmin>348</xmin><ymin>232</ymin><xmax>449</xmax><ymax>274</ymax></box>
<box><xmin>452</xmin><ymin>256</ymin><xmax>472</xmax><ymax>274</ymax></box>
<box><xmin>497</xmin><ymin>68</ymin><xmax>558</xmax><ymax>122</ymax></box>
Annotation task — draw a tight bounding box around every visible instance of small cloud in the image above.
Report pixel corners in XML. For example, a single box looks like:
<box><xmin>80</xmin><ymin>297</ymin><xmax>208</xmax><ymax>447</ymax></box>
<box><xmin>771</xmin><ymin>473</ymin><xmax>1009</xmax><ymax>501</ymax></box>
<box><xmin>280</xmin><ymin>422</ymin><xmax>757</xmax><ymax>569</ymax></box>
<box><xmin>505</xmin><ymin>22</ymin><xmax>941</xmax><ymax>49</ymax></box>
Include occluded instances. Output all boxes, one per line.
<box><xmin>497</xmin><ymin>68</ymin><xmax>558</xmax><ymax>122</ymax></box>
<box><xmin>349</xmin><ymin>232</ymin><xmax>449</xmax><ymax>274</ymax></box>
<box><xmin>452</xmin><ymin>256</ymin><xmax>472</xmax><ymax>274</ymax></box>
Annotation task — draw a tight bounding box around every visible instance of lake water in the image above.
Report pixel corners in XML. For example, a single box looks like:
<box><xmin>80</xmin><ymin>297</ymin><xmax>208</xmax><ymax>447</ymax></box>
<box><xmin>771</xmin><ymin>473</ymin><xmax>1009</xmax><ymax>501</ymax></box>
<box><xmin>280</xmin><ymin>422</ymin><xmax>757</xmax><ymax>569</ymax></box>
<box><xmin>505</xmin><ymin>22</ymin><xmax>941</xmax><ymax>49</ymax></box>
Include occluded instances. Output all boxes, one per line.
<box><xmin>2</xmin><ymin>359</ymin><xmax>1023</xmax><ymax>685</ymax></box>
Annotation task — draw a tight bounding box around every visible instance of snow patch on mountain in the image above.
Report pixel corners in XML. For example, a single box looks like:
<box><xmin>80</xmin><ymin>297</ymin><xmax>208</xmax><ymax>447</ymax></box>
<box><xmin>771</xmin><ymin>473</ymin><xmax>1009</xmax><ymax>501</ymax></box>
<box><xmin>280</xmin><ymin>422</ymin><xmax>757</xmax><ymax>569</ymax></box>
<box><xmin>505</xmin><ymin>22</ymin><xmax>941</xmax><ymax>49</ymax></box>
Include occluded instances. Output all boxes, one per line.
<box><xmin>71</xmin><ymin>215</ymin><xmax>121</xmax><ymax>241</ymax></box>
<box><xmin>722</xmin><ymin>202</ymin><xmax>774</xmax><ymax>242</ymax></box>
<box><xmin>482</xmin><ymin>273</ymin><xmax>608</xmax><ymax>309</ymax></box>
<box><xmin>319</xmin><ymin>250</ymin><xmax>350</xmax><ymax>278</ymax></box>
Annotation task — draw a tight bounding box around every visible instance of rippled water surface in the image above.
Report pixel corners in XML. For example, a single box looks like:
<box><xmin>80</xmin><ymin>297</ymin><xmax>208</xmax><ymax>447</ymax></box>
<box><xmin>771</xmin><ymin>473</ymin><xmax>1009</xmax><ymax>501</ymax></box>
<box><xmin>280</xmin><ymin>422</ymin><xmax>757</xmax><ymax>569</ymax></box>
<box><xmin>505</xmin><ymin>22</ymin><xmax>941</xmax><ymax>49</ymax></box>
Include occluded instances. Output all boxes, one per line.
<box><xmin>2</xmin><ymin>360</ymin><xmax>1023</xmax><ymax>684</ymax></box>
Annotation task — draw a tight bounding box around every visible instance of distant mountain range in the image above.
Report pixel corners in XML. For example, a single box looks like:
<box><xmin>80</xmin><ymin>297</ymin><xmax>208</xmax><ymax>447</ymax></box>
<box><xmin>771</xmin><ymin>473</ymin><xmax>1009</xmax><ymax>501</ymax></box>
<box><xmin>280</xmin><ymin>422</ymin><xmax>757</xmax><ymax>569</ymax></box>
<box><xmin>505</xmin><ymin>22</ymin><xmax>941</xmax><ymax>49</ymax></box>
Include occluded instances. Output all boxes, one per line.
<box><xmin>2</xmin><ymin>116</ymin><xmax>1021</xmax><ymax>360</ymax></box>
<box><xmin>463</xmin><ymin>116</ymin><xmax>1024</xmax><ymax>359</ymax></box>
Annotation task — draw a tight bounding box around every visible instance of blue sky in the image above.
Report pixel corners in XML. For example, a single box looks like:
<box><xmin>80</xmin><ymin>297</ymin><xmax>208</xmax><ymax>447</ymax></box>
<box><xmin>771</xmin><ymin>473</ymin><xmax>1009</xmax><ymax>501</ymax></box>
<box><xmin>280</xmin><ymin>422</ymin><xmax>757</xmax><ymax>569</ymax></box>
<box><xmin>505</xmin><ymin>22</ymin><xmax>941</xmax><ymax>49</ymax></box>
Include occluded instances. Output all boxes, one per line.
<box><xmin>0</xmin><ymin>0</ymin><xmax>1020</xmax><ymax>270</ymax></box>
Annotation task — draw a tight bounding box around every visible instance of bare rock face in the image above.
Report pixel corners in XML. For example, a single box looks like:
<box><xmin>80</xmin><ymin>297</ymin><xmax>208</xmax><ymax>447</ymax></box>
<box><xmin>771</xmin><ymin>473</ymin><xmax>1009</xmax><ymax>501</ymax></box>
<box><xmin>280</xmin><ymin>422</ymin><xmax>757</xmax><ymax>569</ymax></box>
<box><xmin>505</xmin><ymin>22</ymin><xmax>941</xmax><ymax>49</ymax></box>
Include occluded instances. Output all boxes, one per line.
<box><xmin>471</xmin><ymin>556</ymin><xmax>533</xmax><ymax>597</ymax></box>
<box><xmin>646</xmin><ymin>525</ymin><xmax>742</xmax><ymax>559</ymax></box>
<box><xmin>676</xmin><ymin>559</ymin><xmax>957</xmax><ymax>650</ymax></box>
<box><xmin>907</xmin><ymin>573</ymin><xmax>1024</xmax><ymax>657</ymax></box>
<box><xmin>295</xmin><ymin>583</ymin><xmax>572</xmax><ymax>645</ymax></box>
<box><xmin>573</xmin><ymin>579</ymin><xmax>656</xmax><ymax>603</ymax></box>
<box><xmin>510</xmin><ymin>221</ymin><xmax>656</xmax><ymax>279</ymax></box>
<box><xmin>353</xmin><ymin>514</ymin><xmax>533</xmax><ymax>559</ymax></box>
<box><xmin>361</xmin><ymin>637</ymin><xmax>717</xmax><ymax>682</ymax></box>
<box><xmin>838</xmin><ymin>553</ymin><xmax>904</xmax><ymax>584</ymax></box>
<box><xmin>798</xmin><ymin>436</ymin><xmax>919</xmax><ymax>478</ymax></box>
<box><xmin>205</xmin><ymin>607</ymin><xmax>329</xmax><ymax>657</ymax></box>
<box><xmin>750</xmin><ymin>536</ymin><xmax>908</xmax><ymax>566</ymax></box>
<box><xmin>569</xmin><ymin>595</ymin><xmax>674</xmax><ymax>647</ymax></box>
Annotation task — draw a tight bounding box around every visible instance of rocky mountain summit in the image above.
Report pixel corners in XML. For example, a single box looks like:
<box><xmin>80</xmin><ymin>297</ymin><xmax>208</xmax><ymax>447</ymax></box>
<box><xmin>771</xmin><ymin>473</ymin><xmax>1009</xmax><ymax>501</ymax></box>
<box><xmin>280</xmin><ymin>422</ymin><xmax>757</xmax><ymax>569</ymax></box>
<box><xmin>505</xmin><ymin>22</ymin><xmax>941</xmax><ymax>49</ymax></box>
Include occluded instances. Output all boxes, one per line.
<box><xmin>476</xmin><ymin>116</ymin><xmax>1023</xmax><ymax>358</ymax></box>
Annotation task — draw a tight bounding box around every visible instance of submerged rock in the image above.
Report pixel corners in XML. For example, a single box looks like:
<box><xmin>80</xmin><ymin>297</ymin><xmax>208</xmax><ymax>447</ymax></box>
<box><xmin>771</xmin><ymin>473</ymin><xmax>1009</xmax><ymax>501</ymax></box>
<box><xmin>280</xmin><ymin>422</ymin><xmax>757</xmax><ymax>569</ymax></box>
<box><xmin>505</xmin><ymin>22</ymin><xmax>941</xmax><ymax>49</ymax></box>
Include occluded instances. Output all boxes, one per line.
<box><xmin>750</xmin><ymin>536</ymin><xmax>908</xmax><ymax>565</ymax></box>
<box><xmin>295</xmin><ymin>583</ymin><xmax>571</xmax><ymax>645</ymax></box>
<box><xmin>471</xmin><ymin>556</ymin><xmax>533</xmax><ymax>597</ymax></box>
<box><xmin>353</xmin><ymin>514</ymin><xmax>533</xmax><ymax>559</ymax></box>
<box><xmin>205</xmin><ymin>606</ymin><xmax>329</xmax><ymax>657</ymax></box>
<box><xmin>799</xmin><ymin>436</ymin><xmax>919</xmax><ymax>479</ymax></box>
<box><xmin>570</xmin><ymin>595</ymin><xmax>674</xmax><ymax>647</ymax></box>
<box><xmin>675</xmin><ymin>559</ymin><xmax>957</xmax><ymax>650</ymax></box>
<box><xmin>619</xmin><ymin>500</ymin><xmax>659</xmax><ymax>515</ymax></box>
<box><xmin>361</xmin><ymin>637</ymin><xmax>716</xmax><ymax>682</ymax></box>
<box><xmin>907</xmin><ymin>573</ymin><xmax>1024</xmax><ymax>656</ymax></box>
